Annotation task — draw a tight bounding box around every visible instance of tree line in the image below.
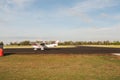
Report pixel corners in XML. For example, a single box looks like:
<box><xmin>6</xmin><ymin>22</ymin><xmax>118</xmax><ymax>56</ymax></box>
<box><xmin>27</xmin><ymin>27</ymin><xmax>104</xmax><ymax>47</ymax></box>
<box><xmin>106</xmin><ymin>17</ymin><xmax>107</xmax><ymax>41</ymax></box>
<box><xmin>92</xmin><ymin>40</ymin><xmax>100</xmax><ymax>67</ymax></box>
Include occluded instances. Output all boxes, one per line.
<box><xmin>1</xmin><ymin>40</ymin><xmax>120</xmax><ymax>46</ymax></box>
<box><xmin>59</xmin><ymin>41</ymin><xmax>120</xmax><ymax>45</ymax></box>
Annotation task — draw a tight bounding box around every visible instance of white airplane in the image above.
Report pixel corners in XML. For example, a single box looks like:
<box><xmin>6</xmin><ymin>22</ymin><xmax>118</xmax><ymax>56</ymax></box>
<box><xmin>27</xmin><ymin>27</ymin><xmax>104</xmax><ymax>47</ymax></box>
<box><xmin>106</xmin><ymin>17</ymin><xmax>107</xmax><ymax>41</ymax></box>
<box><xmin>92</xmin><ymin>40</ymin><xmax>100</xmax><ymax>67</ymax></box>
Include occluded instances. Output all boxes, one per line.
<box><xmin>32</xmin><ymin>40</ymin><xmax>59</xmax><ymax>50</ymax></box>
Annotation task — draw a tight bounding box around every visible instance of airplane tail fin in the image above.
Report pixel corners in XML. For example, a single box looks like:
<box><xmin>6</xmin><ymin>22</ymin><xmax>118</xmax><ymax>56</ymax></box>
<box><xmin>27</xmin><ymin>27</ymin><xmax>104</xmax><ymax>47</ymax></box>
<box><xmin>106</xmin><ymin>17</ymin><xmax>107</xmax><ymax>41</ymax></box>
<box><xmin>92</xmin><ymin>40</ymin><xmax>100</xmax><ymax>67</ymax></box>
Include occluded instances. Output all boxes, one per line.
<box><xmin>55</xmin><ymin>40</ymin><xmax>59</xmax><ymax>46</ymax></box>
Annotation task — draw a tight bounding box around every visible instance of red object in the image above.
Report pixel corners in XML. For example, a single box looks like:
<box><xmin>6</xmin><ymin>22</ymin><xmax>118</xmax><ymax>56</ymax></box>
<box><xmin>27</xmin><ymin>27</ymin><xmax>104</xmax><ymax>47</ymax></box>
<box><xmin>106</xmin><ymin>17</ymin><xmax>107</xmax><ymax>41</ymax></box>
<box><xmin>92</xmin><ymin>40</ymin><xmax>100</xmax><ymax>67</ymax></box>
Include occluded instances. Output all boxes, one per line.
<box><xmin>0</xmin><ymin>48</ymin><xmax>3</xmax><ymax>56</ymax></box>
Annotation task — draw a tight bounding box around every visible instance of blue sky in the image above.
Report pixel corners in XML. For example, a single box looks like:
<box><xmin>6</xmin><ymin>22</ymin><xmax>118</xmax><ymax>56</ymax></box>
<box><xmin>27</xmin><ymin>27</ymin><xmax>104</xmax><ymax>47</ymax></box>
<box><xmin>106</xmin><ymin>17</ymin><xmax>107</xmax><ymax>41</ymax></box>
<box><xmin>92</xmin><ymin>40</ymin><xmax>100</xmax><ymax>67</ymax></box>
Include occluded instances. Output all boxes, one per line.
<box><xmin>0</xmin><ymin>0</ymin><xmax>120</xmax><ymax>43</ymax></box>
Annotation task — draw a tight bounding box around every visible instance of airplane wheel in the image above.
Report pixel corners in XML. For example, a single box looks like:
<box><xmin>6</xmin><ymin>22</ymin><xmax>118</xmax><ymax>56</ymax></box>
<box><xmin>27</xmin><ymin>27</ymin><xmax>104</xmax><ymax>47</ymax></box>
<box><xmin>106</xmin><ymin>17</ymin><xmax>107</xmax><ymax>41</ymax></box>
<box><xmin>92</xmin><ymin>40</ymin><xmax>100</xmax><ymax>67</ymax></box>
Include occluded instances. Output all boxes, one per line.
<box><xmin>34</xmin><ymin>48</ymin><xmax>37</xmax><ymax>50</ymax></box>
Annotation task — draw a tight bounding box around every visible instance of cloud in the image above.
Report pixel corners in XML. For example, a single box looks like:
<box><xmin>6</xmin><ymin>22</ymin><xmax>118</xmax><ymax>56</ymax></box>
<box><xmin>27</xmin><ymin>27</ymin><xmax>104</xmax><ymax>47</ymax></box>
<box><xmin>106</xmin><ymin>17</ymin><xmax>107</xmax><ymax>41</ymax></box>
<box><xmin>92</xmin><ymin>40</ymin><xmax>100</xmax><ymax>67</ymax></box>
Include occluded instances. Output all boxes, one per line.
<box><xmin>0</xmin><ymin>0</ymin><xmax>34</xmax><ymax>13</ymax></box>
<box><xmin>10</xmin><ymin>0</ymin><xmax>30</xmax><ymax>5</ymax></box>
<box><xmin>100</xmin><ymin>13</ymin><xmax>120</xmax><ymax>20</ymax></box>
<box><xmin>0</xmin><ymin>19</ymin><xmax>7</xmax><ymax>24</ymax></box>
<box><xmin>56</xmin><ymin>0</ymin><xmax>120</xmax><ymax>23</ymax></box>
<box><xmin>0</xmin><ymin>0</ymin><xmax>37</xmax><ymax>27</ymax></box>
<box><xmin>71</xmin><ymin>0</ymin><xmax>118</xmax><ymax>12</ymax></box>
<box><xmin>56</xmin><ymin>24</ymin><xmax>120</xmax><ymax>41</ymax></box>
<box><xmin>8</xmin><ymin>0</ymin><xmax>34</xmax><ymax>8</ymax></box>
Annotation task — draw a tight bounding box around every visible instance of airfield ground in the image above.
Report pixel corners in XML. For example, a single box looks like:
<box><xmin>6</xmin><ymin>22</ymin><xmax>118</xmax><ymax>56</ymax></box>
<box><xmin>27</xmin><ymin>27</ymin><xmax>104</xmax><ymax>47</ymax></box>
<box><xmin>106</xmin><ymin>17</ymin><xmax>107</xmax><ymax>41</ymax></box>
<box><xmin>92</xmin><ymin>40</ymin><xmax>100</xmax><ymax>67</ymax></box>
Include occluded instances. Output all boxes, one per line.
<box><xmin>0</xmin><ymin>46</ymin><xmax>120</xmax><ymax>80</ymax></box>
<box><xmin>4</xmin><ymin>46</ymin><xmax>120</xmax><ymax>55</ymax></box>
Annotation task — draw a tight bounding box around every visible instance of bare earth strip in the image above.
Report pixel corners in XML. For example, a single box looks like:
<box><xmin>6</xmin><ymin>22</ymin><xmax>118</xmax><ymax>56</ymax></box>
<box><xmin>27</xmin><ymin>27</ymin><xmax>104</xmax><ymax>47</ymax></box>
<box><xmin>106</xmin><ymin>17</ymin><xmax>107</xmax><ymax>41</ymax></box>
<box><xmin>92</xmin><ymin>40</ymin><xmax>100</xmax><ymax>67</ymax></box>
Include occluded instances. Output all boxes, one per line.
<box><xmin>4</xmin><ymin>46</ymin><xmax>120</xmax><ymax>55</ymax></box>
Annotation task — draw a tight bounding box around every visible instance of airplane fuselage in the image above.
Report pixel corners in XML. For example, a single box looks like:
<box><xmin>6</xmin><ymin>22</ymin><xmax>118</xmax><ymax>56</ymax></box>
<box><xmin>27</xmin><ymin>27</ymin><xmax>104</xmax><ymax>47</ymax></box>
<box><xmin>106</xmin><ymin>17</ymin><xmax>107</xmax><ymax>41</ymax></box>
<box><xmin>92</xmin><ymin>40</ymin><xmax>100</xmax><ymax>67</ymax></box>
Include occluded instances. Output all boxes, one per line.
<box><xmin>32</xmin><ymin>40</ymin><xmax>59</xmax><ymax>50</ymax></box>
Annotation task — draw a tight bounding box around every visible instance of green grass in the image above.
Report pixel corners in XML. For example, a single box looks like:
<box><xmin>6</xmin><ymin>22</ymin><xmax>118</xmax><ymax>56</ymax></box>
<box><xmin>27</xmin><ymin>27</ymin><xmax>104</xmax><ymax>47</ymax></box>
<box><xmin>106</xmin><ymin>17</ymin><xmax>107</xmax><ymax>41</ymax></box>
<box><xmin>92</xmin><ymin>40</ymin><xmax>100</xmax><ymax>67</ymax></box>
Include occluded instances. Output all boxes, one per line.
<box><xmin>0</xmin><ymin>54</ymin><xmax>120</xmax><ymax>80</ymax></box>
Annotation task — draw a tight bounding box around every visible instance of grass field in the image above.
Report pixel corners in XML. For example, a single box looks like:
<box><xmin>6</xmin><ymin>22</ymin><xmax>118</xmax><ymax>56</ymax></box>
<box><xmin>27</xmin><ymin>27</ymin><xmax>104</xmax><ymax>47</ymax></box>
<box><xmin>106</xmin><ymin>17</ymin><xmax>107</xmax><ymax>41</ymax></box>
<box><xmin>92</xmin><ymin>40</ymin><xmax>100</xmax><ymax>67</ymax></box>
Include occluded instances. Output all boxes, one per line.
<box><xmin>4</xmin><ymin>45</ymin><xmax>32</xmax><ymax>49</ymax></box>
<box><xmin>0</xmin><ymin>54</ymin><xmax>120</xmax><ymax>80</ymax></box>
<box><xmin>82</xmin><ymin>45</ymin><xmax>120</xmax><ymax>48</ymax></box>
<box><xmin>4</xmin><ymin>45</ymin><xmax>75</xmax><ymax>49</ymax></box>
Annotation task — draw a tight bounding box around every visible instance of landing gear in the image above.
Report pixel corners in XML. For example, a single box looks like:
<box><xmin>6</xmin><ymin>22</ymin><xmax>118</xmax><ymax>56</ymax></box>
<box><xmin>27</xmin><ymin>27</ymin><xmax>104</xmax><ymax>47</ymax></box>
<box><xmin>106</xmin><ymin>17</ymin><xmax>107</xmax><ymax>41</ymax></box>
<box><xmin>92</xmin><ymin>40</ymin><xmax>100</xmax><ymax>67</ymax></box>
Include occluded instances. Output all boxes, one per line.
<box><xmin>40</xmin><ymin>46</ymin><xmax>44</xmax><ymax>50</ymax></box>
<box><xmin>34</xmin><ymin>48</ymin><xmax>37</xmax><ymax>50</ymax></box>
<box><xmin>33</xmin><ymin>46</ymin><xmax>44</xmax><ymax>51</ymax></box>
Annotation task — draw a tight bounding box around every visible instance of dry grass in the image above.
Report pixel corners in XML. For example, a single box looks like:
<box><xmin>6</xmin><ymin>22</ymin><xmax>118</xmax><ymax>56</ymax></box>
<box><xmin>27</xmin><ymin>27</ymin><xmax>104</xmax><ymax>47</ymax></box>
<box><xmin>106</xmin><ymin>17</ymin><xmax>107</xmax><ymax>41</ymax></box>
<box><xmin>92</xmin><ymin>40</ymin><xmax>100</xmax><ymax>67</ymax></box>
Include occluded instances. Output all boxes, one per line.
<box><xmin>4</xmin><ymin>45</ymin><xmax>32</xmax><ymax>49</ymax></box>
<box><xmin>4</xmin><ymin>45</ymin><xmax>75</xmax><ymax>49</ymax></box>
<box><xmin>4</xmin><ymin>45</ymin><xmax>120</xmax><ymax>49</ymax></box>
<box><xmin>0</xmin><ymin>54</ymin><xmax>120</xmax><ymax>80</ymax></box>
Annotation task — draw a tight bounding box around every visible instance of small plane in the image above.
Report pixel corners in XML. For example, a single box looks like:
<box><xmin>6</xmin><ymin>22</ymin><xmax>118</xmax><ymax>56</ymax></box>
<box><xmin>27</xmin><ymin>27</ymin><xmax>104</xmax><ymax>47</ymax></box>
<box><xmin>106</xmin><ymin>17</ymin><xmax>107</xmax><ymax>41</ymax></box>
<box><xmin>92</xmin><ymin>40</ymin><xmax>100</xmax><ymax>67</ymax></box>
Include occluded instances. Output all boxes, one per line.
<box><xmin>32</xmin><ymin>40</ymin><xmax>59</xmax><ymax>50</ymax></box>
